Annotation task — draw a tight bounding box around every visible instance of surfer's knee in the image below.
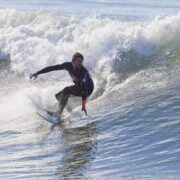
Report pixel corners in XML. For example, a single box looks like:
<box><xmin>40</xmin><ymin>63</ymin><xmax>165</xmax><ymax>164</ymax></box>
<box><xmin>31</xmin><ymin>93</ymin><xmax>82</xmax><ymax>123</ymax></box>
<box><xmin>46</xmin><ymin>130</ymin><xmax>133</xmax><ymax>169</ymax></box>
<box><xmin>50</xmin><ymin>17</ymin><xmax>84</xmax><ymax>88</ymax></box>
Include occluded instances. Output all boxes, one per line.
<box><xmin>55</xmin><ymin>91</ymin><xmax>62</xmax><ymax>101</ymax></box>
<box><xmin>55</xmin><ymin>94</ymin><xmax>58</xmax><ymax>100</ymax></box>
<box><xmin>63</xmin><ymin>87</ymin><xmax>70</xmax><ymax>94</ymax></box>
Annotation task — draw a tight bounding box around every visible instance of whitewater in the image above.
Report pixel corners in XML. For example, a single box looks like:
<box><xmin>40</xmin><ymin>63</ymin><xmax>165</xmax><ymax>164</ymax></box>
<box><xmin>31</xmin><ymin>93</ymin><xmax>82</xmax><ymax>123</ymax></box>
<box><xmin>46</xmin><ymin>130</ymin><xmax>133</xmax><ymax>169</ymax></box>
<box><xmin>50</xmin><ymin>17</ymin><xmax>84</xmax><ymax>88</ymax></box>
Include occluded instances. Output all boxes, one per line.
<box><xmin>0</xmin><ymin>4</ymin><xmax>180</xmax><ymax>180</ymax></box>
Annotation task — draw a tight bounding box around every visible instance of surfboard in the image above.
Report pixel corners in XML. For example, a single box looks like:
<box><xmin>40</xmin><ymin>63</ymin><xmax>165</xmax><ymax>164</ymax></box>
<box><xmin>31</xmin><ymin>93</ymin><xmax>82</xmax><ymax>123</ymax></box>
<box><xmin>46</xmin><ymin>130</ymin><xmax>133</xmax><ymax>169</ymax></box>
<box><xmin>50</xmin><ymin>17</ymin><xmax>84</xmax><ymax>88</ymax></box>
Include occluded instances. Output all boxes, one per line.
<box><xmin>37</xmin><ymin>109</ymin><xmax>60</xmax><ymax>124</ymax></box>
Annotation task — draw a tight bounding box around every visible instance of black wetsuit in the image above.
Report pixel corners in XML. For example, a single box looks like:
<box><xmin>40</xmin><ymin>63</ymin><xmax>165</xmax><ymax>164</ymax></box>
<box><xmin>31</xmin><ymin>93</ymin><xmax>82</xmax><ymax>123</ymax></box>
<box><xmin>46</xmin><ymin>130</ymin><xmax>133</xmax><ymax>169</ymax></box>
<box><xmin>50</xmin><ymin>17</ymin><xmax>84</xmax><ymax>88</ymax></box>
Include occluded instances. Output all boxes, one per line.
<box><xmin>37</xmin><ymin>62</ymin><xmax>94</xmax><ymax>106</ymax></box>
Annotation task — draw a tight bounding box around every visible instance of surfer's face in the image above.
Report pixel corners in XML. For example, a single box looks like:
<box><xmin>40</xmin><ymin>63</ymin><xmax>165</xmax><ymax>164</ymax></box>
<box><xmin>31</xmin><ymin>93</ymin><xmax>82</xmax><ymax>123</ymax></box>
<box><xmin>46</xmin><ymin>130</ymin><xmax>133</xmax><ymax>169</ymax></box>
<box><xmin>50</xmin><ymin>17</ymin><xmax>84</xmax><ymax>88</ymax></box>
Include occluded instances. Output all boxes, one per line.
<box><xmin>73</xmin><ymin>57</ymin><xmax>83</xmax><ymax>69</ymax></box>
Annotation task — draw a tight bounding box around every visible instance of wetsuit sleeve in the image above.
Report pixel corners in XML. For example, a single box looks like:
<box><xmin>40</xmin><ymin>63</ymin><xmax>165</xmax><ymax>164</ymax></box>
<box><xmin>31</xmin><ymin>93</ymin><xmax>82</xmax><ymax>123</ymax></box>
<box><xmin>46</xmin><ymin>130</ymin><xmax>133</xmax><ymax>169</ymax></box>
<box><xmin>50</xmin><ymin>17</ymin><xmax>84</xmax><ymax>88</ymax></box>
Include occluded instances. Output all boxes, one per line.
<box><xmin>36</xmin><ymin>62</ymin><xmax>69</xmax><ymax>75</ymax></box>
<box><xmin>81</xmin><ymin>73</ymin><xmax>89</xmax><ymax>108</ymax></box>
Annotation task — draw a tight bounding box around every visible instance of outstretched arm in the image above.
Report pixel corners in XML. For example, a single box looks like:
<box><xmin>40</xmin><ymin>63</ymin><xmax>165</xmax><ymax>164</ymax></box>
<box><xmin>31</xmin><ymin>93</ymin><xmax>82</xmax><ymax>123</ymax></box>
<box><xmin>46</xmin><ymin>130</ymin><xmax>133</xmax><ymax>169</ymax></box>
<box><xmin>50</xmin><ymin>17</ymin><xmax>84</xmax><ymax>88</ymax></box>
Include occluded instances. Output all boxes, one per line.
<box><xmin>29</xmin><ymin>63</ymin><xmax>67</xmax><ymax>80</ymax></box>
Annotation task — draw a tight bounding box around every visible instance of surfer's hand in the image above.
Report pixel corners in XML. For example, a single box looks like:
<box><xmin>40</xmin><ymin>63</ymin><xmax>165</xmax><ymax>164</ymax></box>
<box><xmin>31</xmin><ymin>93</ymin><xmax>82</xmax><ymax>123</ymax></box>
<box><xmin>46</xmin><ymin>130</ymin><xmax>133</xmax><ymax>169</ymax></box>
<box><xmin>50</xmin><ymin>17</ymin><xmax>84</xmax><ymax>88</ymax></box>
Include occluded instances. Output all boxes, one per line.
<box><xmin>30</xmin><ymin>73</ymin><xmax>38</xmax><ymax>80</ymax></box>
<box><xmin>82</xmin><ymin>99</ymin><xmax>87</xmax><ymax>116</ymax></box>
<box><xmin>82</xmin><ymin>106</ymin><xmax>87</xmax><ymax>116</ymax></box>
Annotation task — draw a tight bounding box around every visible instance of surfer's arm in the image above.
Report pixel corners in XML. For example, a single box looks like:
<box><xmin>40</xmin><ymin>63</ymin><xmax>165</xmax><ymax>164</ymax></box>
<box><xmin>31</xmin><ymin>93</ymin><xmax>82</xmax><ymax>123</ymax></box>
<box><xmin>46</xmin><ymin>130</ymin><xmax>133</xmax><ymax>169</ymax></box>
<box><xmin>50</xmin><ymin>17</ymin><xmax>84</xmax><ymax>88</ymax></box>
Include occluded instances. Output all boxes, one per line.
<box><xmin>82</xmin><ymin>92</ymin><xmax>87</xmax><ymax>109</ymax></box>
<box><xmin>82</xmin><ymin>99</ymin><xmax>87</xmax><ymax>116</ymax></box>
<box><xmin>81</xmin><ymin>74</ymin><xmax>88</xmax><ymax>115</ymax></box>
<box><xmin>36</xmin><ymin>63</ymin><xmax>67</xmax><ymax>75</ymax></box>
<box><xmin>30</xmin><ymin>63</ymin><xmax>69</xmax><ymax>79</ymax></box>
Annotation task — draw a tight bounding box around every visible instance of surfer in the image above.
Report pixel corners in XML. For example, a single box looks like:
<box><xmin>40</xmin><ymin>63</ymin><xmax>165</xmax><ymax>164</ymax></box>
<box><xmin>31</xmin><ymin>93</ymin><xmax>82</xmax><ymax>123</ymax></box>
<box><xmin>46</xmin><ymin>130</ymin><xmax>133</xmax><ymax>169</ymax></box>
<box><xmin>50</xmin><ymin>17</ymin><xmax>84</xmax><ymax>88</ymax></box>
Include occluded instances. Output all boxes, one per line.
<box><xmin>30</xmin><ymin>52</ymin><xmax>94</xmax><ymax>116</ymax></box>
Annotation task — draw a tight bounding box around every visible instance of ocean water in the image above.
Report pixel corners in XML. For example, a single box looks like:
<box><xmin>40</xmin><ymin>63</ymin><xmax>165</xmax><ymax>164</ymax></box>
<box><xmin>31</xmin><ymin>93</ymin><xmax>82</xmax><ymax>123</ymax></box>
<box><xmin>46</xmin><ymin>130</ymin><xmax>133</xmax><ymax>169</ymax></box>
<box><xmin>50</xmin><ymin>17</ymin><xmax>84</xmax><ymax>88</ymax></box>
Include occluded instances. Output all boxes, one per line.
<box><xmin>0</xmin><ymin>0</ymin><xmax>180</xmax><ymax>179</ymax></box>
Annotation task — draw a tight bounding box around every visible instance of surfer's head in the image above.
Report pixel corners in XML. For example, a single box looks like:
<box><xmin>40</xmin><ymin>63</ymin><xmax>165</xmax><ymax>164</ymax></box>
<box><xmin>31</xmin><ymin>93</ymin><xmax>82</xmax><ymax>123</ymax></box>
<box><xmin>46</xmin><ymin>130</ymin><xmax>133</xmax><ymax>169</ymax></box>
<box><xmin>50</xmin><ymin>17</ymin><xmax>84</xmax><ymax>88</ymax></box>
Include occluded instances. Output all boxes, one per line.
<box><xmin>72</xmin><ymin>52</ymin><xmax>84</xmax><ymax>69</ymax></box>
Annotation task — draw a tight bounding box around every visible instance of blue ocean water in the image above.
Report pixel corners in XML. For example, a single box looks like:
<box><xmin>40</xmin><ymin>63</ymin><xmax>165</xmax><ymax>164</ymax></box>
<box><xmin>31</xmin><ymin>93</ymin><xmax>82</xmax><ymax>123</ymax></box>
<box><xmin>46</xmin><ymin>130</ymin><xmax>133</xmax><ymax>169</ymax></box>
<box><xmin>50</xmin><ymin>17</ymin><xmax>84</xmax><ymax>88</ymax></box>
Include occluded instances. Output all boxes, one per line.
<box><xmin>0</xmin><ymin>0</ymin><xmax>180</xmax><ymax>179</ymax></box>
<box><xmin>0</xmin><ymin>0</ymin><xmax>180</xmax><ymax>20</ymax></box>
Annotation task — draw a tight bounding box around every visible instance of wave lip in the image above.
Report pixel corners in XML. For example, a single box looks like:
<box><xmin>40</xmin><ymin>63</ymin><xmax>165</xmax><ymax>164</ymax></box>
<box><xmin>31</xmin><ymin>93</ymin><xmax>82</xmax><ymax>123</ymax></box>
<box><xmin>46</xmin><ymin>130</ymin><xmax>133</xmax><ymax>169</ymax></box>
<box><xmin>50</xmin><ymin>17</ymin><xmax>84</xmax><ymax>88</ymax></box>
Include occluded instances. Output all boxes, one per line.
<box><xmin>0</xmin><ymin>9</ymin><xmax>180</xmax><ymax>74</ymax></box>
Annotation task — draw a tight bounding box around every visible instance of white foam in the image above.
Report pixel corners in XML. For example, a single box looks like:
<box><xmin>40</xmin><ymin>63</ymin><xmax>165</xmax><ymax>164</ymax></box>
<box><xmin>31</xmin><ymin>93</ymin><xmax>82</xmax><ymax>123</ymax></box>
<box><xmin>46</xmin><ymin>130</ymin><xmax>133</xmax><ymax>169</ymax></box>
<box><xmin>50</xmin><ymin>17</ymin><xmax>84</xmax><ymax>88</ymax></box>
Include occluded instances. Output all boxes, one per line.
<box><xmin>0</xmin><ymin>9</ymin><xmax>179</xmax><ymax>75</ymax></box>
<box><xmin>0</xmin><ymin>9</ymin><xmax>180</xmax><ymax>108</ymax></box>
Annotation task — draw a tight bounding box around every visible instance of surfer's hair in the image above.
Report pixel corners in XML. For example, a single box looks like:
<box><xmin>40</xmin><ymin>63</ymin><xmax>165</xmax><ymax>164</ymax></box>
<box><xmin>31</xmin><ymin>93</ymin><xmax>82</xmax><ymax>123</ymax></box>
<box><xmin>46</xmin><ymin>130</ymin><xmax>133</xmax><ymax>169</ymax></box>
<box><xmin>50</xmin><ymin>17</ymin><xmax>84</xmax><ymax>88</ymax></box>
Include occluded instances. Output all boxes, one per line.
<box><xmin>72</xmin><ymin>52</ymin><xmax>84</xmax><ymax>63</ymax></box>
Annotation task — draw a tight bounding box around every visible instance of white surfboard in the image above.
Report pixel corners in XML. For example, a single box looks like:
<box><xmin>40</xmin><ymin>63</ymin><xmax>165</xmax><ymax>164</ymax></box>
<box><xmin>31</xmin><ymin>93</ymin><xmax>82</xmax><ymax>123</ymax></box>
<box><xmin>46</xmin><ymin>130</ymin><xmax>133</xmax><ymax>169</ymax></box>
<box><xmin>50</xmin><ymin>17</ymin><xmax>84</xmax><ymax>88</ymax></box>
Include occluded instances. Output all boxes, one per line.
<box><xmin>37</xmin><ymin>109</ymin><xmax>60</xmax><ymax>124</ymax></box>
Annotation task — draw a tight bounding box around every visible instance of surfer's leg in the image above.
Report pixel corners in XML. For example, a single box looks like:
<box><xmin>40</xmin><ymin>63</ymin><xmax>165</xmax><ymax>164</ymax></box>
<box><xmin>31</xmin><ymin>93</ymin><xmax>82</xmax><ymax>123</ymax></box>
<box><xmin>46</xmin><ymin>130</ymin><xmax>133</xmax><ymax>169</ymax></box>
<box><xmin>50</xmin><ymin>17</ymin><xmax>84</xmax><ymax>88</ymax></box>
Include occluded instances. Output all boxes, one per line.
<box><xmin>59</xmin><ymin>92</ymin><xmax>69</xmax><ymax>114</ymax></box>
<box><xmin>55</xmin><ymin>85</ymin><xmax>82</xmax><ymax>114</ymax></box>
<box><xmin>55</xmin><ymin>91</ymin><xmax>63</xmax><ymax>114</ymax></box>
<box><xmin>55</xmin><ymin>91</ymin><xmax>62</xmax><ymax>101</ymax></box>
<box><xmin>55</xmin><ymin>90</ymin><xmax>68</xmax><ymax>114</ymax></box>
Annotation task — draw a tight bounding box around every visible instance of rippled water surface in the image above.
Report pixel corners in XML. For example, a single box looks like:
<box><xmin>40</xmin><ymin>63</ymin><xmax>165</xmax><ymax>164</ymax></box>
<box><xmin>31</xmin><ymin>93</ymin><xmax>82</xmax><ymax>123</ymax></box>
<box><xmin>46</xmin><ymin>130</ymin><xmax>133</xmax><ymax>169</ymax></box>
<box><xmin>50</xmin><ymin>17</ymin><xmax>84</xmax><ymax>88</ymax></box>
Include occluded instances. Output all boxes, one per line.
<box><xmin>0</xmin><ymin>0</ymin><xmax>180</xmax><ymax>179</ymax></box>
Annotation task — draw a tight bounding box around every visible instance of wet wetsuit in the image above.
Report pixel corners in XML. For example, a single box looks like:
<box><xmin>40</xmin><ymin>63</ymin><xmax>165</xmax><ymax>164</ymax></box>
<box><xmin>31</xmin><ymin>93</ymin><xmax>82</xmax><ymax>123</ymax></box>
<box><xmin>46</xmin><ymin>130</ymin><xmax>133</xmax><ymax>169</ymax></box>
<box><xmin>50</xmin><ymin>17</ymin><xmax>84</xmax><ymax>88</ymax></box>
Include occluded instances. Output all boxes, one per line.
<box><xmin>36</xmin><ymin>62</ymin><xmax>94</xmax><ymax>110</ymax></box>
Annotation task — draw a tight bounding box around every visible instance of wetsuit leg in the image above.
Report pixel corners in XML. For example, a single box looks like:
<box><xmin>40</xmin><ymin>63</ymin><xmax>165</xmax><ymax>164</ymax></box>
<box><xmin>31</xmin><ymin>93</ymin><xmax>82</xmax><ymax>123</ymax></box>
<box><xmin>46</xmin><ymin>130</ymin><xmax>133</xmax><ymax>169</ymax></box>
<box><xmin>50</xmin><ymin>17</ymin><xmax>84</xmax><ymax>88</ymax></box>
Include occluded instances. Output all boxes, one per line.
<box><xmin>55</xmin><ymin>82</ymin><xmax>93</xmax><ymax>114</ymax></box>
<box><xmin>55</xmin><ymin>85</ymin><xmax>82</xmax><ymax>114</ymax></box>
